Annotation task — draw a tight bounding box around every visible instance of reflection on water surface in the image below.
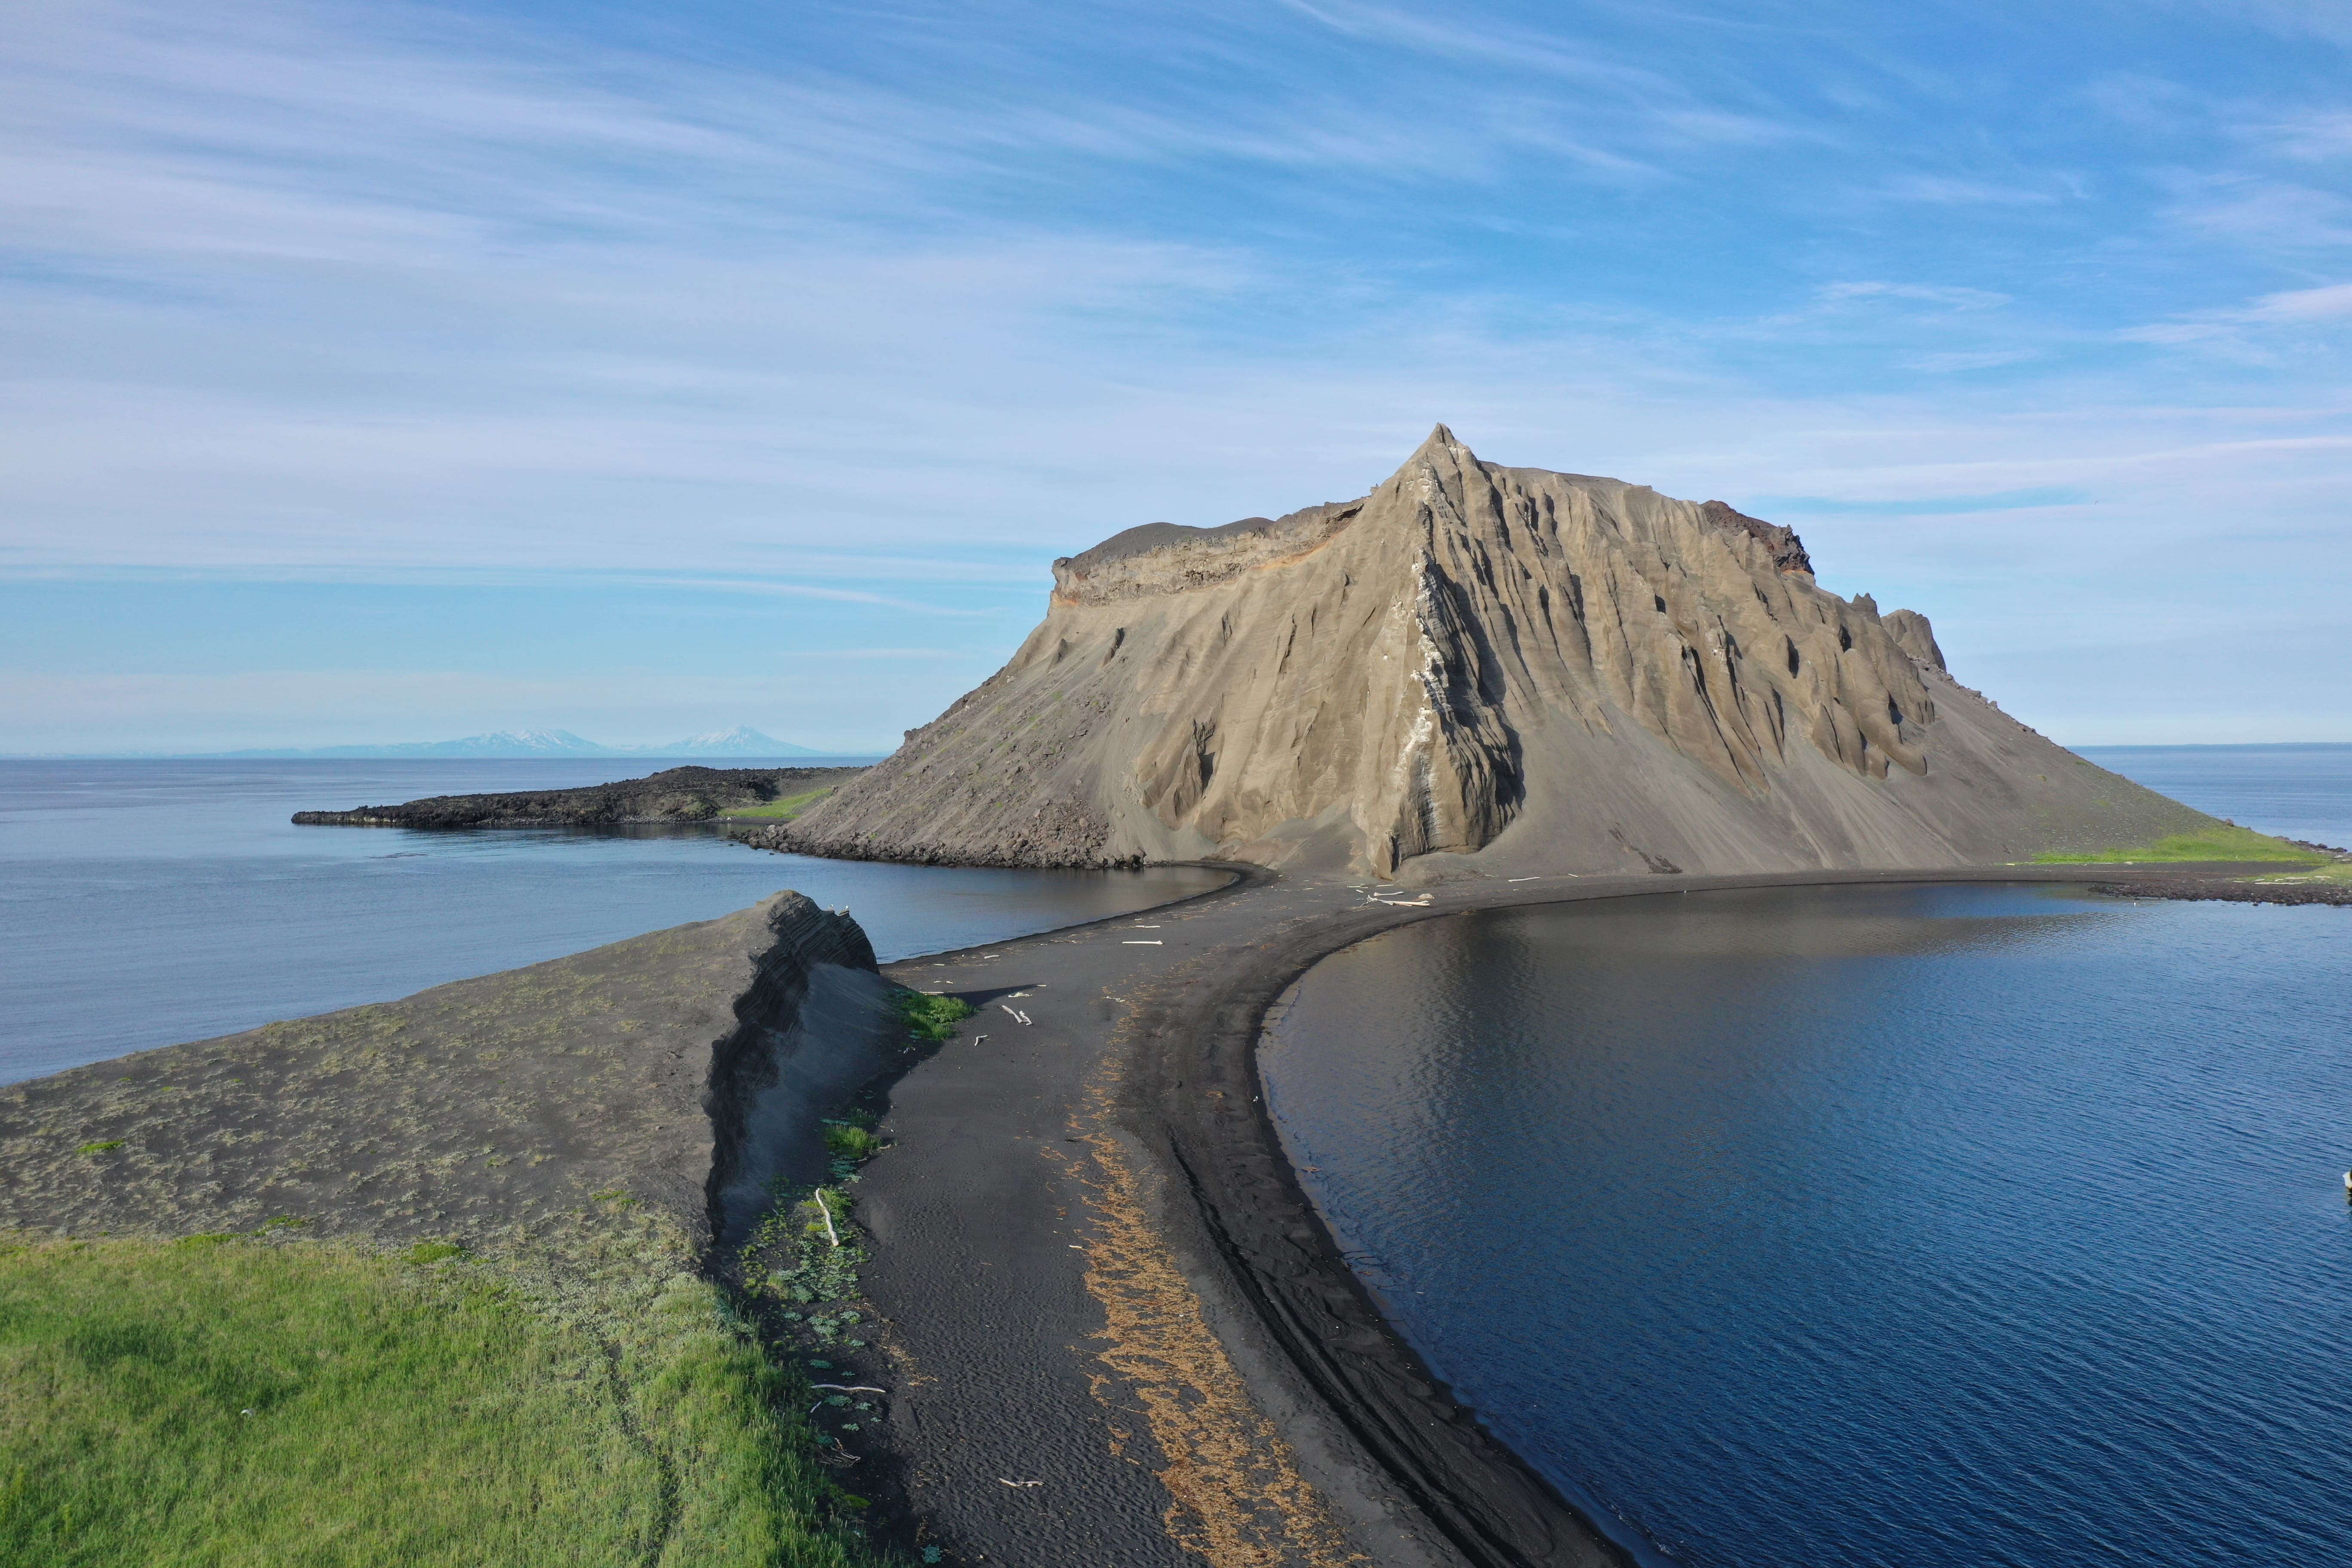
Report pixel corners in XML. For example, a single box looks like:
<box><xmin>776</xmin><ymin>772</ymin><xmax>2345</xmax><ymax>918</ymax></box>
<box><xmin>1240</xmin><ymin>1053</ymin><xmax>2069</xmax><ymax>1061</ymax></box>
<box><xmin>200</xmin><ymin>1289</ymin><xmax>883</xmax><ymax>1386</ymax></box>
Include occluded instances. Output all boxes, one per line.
<box><xmin>1263</xmin><ymin>884</ymin><xmax>2352</xmax><ymax>1568</ymax></box>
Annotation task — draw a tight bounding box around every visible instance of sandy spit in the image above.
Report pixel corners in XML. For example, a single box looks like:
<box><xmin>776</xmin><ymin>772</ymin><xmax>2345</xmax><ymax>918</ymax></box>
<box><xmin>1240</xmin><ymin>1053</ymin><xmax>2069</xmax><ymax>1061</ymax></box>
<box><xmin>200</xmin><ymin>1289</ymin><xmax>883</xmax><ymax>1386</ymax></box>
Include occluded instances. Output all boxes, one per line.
<box><xmin>846</xmin><ymin>861</ymin><xmax>2243</xmax><ymax>1567</ymax></box>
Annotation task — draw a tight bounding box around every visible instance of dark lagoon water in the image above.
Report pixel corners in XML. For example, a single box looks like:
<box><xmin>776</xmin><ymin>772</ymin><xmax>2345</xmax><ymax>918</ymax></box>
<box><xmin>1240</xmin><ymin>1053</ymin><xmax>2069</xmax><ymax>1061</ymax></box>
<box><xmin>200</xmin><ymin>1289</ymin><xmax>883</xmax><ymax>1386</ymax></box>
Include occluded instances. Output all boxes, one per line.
<box><xmin>1263</xmin><ymin>885</ymin><xmax>2352</xmax><ymax>1567</ymax></box>
<box><xmin>0</xmin><ymin>759</ymin><xmax>1226</xmax><ymax>1084</ymax></box>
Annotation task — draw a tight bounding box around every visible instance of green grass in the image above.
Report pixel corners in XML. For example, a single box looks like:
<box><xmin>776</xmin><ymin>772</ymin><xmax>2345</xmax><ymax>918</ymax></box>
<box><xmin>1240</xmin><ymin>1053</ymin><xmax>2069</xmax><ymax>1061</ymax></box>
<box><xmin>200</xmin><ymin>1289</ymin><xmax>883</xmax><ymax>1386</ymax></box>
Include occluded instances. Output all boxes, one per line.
<box><xmin>2246</xmin><ymin>862</ymin><xmax>2352</xmax><ymax>886</ymax></box>
<box><xmin>823</xmin><ymin>1124</ymin><xmax>884</xmax><ymax>1162</ymax></box>
<box><xmin>891</xmin><ymin>989</ymin><xmax>975</xmax><ymax>1043</ymax></box>
<box><xmin>2032</xmin><ymin>824</ymin><xmax>2328</xmax><ymax>865</ymax></box>
<box><xmin>719</xmin><ymin>788</ymin><xmax>835</xmax><ymax>821</ymax></box>
<box><xmin>741</xmin><ymin>1189</ymin><xmax>868</xmax><ymax>1309</ymax></box>
<box><xmin>0</xmin><ymin>1234</ymin><xmax>890</xmax><ymax>1567</ymax></box>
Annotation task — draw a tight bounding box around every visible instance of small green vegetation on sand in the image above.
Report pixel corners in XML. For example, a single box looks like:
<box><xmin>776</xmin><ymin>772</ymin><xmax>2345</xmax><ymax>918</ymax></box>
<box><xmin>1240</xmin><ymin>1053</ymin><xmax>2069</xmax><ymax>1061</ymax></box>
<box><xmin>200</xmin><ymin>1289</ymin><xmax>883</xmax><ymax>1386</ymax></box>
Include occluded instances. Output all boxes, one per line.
<box><xmin>2033</xmin><ymin>824</ymin><xmax>2327</xmax><ymax>865</ymax></box>
<box><xmin>720</xmin><ymin>787</ymin><xmax>836</xmax><ymax>821</ymax></box>
<box><xmin>824</xmin><ymin>1123</ymin><xmax>885</xmax><ymax>1162</ymax></box>
<box><xmin>892</xmin><ymin>988</ymin><xmax>975</xmax><ymax>1043</ymax></box>
<box><xmin>2246</xmin><ymin>862</ymin><xmax>2352</xmax><ymax>886</ymax></box>
<box><xmin>0</xmin><ymin>1233</ymin><xmax>888</xmax><ymax>1568</ymax></box>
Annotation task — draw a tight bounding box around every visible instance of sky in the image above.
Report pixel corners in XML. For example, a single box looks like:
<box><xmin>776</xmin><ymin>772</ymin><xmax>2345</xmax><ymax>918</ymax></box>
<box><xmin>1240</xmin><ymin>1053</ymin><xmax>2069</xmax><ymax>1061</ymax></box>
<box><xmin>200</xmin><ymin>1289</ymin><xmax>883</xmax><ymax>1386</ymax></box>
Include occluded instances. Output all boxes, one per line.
<box><xmin>3</xmin><ymin>0</ymin><xmax>2348</xmax><ymax>752</ymax></box>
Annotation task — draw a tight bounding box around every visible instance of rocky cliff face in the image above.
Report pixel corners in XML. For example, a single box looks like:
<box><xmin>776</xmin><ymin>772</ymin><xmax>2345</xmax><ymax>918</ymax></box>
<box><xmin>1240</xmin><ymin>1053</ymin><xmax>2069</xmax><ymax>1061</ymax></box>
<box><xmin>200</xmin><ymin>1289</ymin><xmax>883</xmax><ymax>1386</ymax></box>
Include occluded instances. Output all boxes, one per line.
<box><xmin>771</xmin><ymin>427</ymin><xmax>2212</xmax><ymax>877</ymax></box>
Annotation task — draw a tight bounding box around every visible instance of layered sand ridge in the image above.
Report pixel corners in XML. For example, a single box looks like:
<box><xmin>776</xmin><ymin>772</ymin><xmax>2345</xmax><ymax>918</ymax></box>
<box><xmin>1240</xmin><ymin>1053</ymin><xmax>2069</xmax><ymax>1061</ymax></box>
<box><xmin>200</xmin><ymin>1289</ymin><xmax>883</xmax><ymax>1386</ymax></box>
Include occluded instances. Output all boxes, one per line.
<box><xmin>769</xmin><ymin>426</ymin><xmax>2211</xmax><ymax>877</ymax></box>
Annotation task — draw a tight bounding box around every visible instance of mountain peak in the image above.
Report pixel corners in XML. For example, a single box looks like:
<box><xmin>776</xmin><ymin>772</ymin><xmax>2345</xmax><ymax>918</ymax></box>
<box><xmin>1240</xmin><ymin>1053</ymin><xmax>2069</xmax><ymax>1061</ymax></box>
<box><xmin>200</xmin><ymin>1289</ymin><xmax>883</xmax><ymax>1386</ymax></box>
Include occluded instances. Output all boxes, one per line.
<box><xmin>661</xmin><ymin>726</ymin><xmax>814</xmax><ymax>756</ymax></box>
<box><xmin>1408</xmin><ymin>421</ymin><xmax>1473</xmax><ymax>466</ymax></box>
<box><xmin>776</xmin><ymin>435</ymin><xmax>2212</xmax><ymax>878</ymax></box>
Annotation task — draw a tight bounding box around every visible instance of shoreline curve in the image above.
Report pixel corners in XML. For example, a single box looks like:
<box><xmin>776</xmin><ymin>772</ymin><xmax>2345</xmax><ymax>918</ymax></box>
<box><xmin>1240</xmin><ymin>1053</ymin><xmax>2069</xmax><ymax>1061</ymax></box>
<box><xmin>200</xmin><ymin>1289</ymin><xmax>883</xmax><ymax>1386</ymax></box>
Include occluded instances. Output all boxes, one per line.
<box><xmin>1113</xmin><ymin>864</ymin><xmax>2273</xmax><ymax>1568</ymax></box>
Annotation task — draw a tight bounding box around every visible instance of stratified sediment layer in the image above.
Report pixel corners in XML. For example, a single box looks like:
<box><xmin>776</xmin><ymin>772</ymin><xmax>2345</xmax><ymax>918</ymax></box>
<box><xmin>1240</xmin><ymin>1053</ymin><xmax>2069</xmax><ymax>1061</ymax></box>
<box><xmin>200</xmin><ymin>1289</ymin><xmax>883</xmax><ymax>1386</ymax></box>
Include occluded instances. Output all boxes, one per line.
<box><xmin>0</xmin><ymin>893</ymin><xmax>896</xmax><ymax>1250</ymax></box>
<box><xmin>762</xmin><ymin>426</ymin><xmax>2212</xmax><ymax>877</ymax></box>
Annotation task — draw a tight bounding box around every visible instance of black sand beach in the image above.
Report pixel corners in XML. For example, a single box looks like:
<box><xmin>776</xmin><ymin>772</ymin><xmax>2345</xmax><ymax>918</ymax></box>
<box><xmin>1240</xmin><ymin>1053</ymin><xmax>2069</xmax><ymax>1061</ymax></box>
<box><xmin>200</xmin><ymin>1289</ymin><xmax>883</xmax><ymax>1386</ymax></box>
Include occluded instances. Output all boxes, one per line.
<box><xmin>842</xmin><ymin>861</ymin><xmax>2263</xmax><ymax>1568</ymax></box>
<box><xmin>1</xmin><ymin>860</ymin><xmax>2285</xmax><ymax>1567</ymax></box>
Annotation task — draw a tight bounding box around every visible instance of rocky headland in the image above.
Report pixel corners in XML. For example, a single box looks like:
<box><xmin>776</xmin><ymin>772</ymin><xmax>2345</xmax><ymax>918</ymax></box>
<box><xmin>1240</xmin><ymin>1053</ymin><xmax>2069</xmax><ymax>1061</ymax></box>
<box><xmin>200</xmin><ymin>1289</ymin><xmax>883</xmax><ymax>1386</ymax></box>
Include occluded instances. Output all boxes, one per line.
<box><xmin>753</xmin><ymin>427</ymin><xmax>2219</xmax><ymax>879</ymax></box>
<box><xmin>291</xmin><ymin>763</ymin><xmax>864</xmax><ymax>828</ymax></box>
<box><xmin>2091</xmin><ymin>851</ymin><xmax>2352</xmax><ymax>907</ymax></box>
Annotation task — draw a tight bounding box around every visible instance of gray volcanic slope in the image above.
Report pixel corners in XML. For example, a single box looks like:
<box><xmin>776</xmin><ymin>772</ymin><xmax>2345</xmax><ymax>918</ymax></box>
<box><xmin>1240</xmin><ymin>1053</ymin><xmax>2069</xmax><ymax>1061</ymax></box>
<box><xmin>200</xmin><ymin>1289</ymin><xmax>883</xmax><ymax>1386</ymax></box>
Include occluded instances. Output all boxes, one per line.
<box><xmin>768</xmin><ymin>427</ymin><xmax>2211</xmax><ymax>878</ymax></box>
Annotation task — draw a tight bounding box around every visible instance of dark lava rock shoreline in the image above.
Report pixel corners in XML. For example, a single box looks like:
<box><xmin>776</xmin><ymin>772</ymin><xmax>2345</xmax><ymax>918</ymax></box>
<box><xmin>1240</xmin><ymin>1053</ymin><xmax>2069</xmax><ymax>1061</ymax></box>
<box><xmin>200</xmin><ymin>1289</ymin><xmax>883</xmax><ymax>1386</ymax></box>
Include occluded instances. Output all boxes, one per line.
<box><xmin>2091</xmin><ymin>873</ymin><xmax>2352</xmax><ymax>906</ymax></box>
<box><xmin>291</xmin><ymin>764</ymin><xmax>866</xmax><ymax>829</ymax></box>
<box><xmin>2089</xmin><ymin>841</ymin><xmax>2352</xmax><ymax>906</ymax></box>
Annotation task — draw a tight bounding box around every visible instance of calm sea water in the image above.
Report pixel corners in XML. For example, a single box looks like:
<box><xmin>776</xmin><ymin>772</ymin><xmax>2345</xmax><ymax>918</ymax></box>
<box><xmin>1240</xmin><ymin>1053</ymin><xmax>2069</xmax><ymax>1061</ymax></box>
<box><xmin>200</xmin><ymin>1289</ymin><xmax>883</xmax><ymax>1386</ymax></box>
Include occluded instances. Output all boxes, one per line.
<box><xmin>1265</xmin><ymin>888</ymin><xmax>2352</xmax><ymax>1567</ymax></box>
<box><xmin>0</xmin><ymin>760</ymin><xmax>1225</xmax><ymax>1084</ymax></box>
<box><xmin>2079</xmin><ymin>742</ymin><xmax>2352</xmax><ymax>848</ymax></box>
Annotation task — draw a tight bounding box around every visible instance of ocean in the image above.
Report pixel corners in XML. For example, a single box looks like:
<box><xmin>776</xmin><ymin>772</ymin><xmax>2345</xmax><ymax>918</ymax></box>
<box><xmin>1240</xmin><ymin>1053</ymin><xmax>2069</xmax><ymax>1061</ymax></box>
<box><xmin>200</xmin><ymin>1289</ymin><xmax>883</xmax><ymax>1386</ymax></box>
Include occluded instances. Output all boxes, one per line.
<box><xmin>2076</xmin><ymin>743</ymin><xmax>2352</xmax><ymax>848</ymax></box>
<box><xmin>1262</xmin><ymin>744</ymin><xmax>2352</xmax><ymax>1567</ymax></box>
<box><xmin>0</xmin><ymin>759</ymin><xmax>1225</xmax><ymax>1084</ymax></box>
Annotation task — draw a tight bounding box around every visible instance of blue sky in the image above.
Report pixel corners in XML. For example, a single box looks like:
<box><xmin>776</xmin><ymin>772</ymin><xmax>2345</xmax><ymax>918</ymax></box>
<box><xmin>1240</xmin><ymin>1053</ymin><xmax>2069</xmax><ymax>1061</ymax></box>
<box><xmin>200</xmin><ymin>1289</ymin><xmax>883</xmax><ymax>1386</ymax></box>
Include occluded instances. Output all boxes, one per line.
<box><xmin>4</xmin><ymin>0</ymin><xmax>2348</xmax><ymax>750</ymax></box>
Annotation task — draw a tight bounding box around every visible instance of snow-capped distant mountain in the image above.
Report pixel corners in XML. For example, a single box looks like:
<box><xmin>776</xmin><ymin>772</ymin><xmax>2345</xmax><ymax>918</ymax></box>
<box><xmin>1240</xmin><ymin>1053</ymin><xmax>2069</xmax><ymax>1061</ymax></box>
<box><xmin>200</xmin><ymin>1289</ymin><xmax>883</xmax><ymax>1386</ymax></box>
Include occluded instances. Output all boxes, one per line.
<box><xmin>196</xmin><ymin>727</ymin><xmax>826</xmax><ymax>759</ymax></box>
<box><xmin>642</xmin><ymin>727</ymin><xmax>816</xmax><ymax>757</ymax></box>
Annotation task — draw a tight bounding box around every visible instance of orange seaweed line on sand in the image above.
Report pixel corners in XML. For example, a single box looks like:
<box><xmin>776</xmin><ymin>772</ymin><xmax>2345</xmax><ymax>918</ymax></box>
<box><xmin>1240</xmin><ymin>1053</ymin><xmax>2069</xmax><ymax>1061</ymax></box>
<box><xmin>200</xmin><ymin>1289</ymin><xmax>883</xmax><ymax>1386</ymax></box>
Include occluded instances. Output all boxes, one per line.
<box><xmin>1069</xmin><ymin>1004</ymin><xmax>1363</xmax><ymax>1568</ymax></box>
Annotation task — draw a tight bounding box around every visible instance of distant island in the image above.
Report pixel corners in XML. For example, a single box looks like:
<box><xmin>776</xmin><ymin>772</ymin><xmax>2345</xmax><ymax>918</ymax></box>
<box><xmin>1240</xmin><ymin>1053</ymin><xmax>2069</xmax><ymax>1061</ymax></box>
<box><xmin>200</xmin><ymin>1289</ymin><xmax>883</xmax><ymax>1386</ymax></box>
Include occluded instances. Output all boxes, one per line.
<box><xmin>34</xmin><ymin>726</ymin><xmax>867</xmax><ymax>760</ymax></box>
<box><xmin>290</xmin><ymin>764</ymin><xmax>865</xmax><ymax>827</ymax></box>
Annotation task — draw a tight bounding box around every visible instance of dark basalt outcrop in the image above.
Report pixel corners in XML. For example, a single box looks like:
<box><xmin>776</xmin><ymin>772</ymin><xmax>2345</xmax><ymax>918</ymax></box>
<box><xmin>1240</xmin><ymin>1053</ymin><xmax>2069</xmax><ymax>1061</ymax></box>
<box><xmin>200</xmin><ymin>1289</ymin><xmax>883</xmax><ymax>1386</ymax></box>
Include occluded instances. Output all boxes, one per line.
<box><xmin>292</xmin><ymin>765</ymin><xmax>865</xmax><ymax>829</ymax></box>
<box><xmin>1699</xmin><ymin>498</ymin><xmax>1814</xmax><ymax>576</ymax></box>
<box><xmin>760</xmin><ymin>426</ymin><xmax>2220</xmax><ymax>878</ymax></box>
<box><xmin>2095</xmin><ymin>876</ymin><xmax>2352</xmax><ymax>906</ymax></box>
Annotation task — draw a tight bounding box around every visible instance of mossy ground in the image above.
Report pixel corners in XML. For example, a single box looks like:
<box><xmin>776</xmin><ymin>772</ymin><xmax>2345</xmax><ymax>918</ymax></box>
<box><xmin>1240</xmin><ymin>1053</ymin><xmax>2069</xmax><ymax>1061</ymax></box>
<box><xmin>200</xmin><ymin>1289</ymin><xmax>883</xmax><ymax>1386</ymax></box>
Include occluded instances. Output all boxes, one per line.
<box><xmin>721</xmin><ymin>788</ymin><xmax>837</xmax><ymax>821</ymax></box>
<box><xmin>2033</xmin><ymin>824</ymin><xmax>2328</xmax><ymax>865</ymax></box>
<box><xmin>0</xmin><ymin>1223</ymin><xmax>894</xmax><ymax>1568</ymax></box>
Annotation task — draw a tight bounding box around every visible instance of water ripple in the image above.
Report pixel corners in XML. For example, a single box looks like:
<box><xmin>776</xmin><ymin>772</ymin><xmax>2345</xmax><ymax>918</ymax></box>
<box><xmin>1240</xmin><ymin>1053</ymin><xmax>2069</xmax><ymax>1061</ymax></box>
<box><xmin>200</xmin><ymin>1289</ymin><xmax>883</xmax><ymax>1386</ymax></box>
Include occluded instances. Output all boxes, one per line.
<box><xmin>1263</xmin><ymin>885</ymin><xmax>2352</xmax><ymax>1568</ymax></box>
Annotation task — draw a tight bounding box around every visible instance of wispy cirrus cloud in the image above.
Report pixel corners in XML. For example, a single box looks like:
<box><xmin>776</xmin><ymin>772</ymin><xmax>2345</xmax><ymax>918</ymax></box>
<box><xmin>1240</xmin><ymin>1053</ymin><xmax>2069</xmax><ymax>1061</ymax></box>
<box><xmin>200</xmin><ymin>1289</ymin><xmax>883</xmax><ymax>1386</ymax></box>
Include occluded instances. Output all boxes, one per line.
<box><xmin>1819</xmin><ymin>281</ymin><xmax>2014</xmax><ymax>309</ymax></box>
<box><xmin>1881</xmin><ymin>174</ymin><xmax>2061</xmax><ymax>205</ymax></box>
<box><xmin>2120</xmin><ymin>278</ymin><xmax>2352</xmax><ymax>343</ymax></box>
<box><xmin>1905</xmin><ymin>347</ymin><xmax>2044</xmax><ymax>372</ymax></box>
<box><xmin>1747</xmin><ymin>486</ymin><xmax>2091</xmax><ymax>517</ymax></box>
<box><xmin>2160</xmin><ymin>175</ymin><xmax>2352</xmax><ymax>251</ymax></box>
<box><xmin>5</xmin><ymin>0</ymin><xmax>2352</xmax><ymax>746</ymax></box>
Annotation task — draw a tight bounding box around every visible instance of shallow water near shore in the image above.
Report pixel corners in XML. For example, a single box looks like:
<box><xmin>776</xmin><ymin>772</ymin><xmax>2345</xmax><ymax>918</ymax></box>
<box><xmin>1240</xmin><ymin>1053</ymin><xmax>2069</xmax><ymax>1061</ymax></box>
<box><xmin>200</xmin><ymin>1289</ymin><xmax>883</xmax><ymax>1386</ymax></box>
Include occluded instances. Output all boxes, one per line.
<box><xmin>1263</xmin><ymin>885</ymin><xmax>2352</xmax><ymax>1567</ymax></box>
<box><xmin>0</xmin><ymin>759</ymin><xmax>1225</xmax><ymax>1084</ymax></box>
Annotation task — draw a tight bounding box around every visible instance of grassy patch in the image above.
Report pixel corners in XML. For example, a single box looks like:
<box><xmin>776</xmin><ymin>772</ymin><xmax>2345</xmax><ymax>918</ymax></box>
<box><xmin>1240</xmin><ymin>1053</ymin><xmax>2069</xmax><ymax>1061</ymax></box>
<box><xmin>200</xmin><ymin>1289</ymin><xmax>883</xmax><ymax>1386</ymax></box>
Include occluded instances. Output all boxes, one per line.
<box><xmin>0</xmin><ymin>1233</ymin><xmax>889</xmax><ymax>1567</ymax></box>
<box><xmin>823</xmin><ymin>1124</ymin><xmax>884</xmax><ymax>1163</ymax></box>
<box><xmin>743</xmin><ymin>1188</ymin><xmax>868</xmax><ymax>1310</ymax></box>
<box><xmin>2247</xmin><ymin>862</ymin><xmax>2352</xmax><ymax>886</ymax></box>
<box><xmin>719</xmin><ymin>788</ymin><xmax>835</xmax><ymax>821</ymax></box>
<box><xmin>2032</xmin><ymin>825</ymin><xmax>2328</xmax><ymax>865</ymax></box>
<box><xmin>891</xmin><ymin>989</ymin><xmax>975</xmax><ymax>1044</ymax></box>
